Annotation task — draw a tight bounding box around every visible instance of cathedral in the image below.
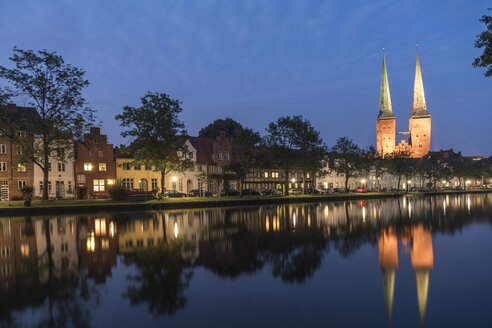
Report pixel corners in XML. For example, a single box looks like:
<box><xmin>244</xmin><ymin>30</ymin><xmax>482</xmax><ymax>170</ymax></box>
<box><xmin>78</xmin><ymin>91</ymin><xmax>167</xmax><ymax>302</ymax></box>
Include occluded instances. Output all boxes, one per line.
<box><xmin>376</xmin><ymin>49</ymin><xmax>431</xmax><ymax>158</ymax></box>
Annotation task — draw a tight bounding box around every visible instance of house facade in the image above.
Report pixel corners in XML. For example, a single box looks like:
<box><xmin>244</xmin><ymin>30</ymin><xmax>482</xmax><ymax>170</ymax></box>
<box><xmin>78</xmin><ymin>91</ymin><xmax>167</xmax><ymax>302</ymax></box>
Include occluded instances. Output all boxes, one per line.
<box><xmin>75</xmin><ymin>127</ymin><xmax>116</xmax><ymax>199</ymax></box>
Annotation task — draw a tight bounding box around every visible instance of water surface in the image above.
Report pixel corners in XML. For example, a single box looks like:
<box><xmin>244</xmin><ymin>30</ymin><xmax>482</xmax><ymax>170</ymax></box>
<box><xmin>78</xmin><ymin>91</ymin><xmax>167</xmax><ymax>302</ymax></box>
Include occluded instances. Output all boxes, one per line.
<box><xmin>1</xmin><ymin>193</ymin><xmax>491</xmax><ymax>327</ymax></box>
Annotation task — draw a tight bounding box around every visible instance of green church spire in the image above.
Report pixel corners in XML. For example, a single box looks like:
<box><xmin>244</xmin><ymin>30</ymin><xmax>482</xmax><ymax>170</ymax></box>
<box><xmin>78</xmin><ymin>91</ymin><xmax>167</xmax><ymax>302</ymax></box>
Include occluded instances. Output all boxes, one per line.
<box><xmin>411</xmin><ymin>48</ymin><xmax>429</xmax><ymax>116</ymax></box>
<box><xmin>378</xmin><ymin>51</ymin><xmax>394</xmax><ymax>118</ymax></box>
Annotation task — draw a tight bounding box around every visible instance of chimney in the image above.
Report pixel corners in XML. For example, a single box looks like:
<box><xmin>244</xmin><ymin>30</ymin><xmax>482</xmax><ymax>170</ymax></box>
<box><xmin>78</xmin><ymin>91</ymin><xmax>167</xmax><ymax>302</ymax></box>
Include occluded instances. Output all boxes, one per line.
<box><xmin>90</xmin><ymin>127</ymin><xmax>101</xmax><ymax>135</ymax></box>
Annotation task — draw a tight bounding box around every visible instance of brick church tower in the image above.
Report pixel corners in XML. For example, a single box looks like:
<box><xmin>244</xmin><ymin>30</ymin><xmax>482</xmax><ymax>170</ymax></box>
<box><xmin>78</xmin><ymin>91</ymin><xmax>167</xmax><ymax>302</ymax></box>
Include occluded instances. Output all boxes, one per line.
<box><xmin>376</xmin><ymin>49</ymin><xmax>431</xmax><ymax>158</ymax></box>
<box><xmin>376</xmin><ymin>52</ymin><xmax>396</xmax><ymax>155</ymax></box>
<box><xmin>408</xmin><ymin>49</ymin><xmax>431</xmax><ymax>158</ymax></box>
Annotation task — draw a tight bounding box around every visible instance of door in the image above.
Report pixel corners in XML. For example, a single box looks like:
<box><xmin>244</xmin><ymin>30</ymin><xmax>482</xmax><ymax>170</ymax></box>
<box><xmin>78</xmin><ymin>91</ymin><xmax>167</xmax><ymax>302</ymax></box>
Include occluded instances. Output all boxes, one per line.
<box><xmin>78</xmin><ymin>187</ymin><xmax>87</xmax><ymax>199</ymax></box>
<box><xmin>139</xmin><ymin>178</ymin><xmax>148</xmax><ymax>191</ymax></box>
<box><xmin>56</xmin><ymin>181</ymin><xmax>65</xmax><ymax>198</ymax></box>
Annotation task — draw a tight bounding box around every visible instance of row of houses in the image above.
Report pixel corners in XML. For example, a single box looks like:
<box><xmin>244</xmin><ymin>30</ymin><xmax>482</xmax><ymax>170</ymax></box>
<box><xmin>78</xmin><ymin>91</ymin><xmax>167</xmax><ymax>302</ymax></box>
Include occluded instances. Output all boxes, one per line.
<box><xmin>1</xmin><ymin>104</ymin><xmax>484</xmax><ymax>200</ymax></box>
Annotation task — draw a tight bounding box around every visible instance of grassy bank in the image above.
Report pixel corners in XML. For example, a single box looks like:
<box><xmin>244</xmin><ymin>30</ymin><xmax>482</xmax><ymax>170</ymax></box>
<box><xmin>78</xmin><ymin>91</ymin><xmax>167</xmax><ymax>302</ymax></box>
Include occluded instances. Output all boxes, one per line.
<box><xmin>0</xmin><ymin>189</ymin><xmax>490</xmax><ymax>217</ymax></box>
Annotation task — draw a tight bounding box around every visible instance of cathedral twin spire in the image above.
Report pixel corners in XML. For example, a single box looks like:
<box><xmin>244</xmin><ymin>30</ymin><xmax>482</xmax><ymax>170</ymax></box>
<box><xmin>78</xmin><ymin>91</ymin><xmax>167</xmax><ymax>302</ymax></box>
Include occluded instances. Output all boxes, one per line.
<box><xmin>378</xmin><ymin>48</ymin><xmax>428</xmax><ymax>118</ymax></box>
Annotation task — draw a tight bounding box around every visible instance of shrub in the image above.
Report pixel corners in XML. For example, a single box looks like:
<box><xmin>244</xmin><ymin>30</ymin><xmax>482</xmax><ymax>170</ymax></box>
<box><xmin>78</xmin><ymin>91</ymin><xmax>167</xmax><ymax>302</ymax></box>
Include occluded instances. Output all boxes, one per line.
<box><xmin>20</xmin><ymin>186</ymin><xmax>34</xmax><ymax>207</ymax></box>
<box><xmin>108</xmin><ymin>180</ymin><xmax>129</xmax><ymax>201</ymax></box>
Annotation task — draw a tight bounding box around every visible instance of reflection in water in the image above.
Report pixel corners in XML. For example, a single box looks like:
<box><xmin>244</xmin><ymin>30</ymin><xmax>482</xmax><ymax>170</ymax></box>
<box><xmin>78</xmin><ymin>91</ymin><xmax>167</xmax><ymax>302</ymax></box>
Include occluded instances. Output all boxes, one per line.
<box><xmin>0</xmin><ymin>193</ymin><xmax>490</xmax><ymax>327</ymax></box>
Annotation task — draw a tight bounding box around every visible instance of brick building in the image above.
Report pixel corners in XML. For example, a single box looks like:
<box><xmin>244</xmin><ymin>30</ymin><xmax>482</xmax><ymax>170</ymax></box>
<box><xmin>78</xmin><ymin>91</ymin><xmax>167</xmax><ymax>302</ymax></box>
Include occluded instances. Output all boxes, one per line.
<box><xmin>75</xmin><ymin>127</ymin><xmax>116</xmax><ymax>199</ymax></box>
<box><xmin>0</xmin><ymin>104</ymin><xmax>37</xmax><ymax>200</ymax></box>
<box><xmin>377</xmin><ymin>49</ymin><xmax>431</xmax><ymax>158</ymax></box>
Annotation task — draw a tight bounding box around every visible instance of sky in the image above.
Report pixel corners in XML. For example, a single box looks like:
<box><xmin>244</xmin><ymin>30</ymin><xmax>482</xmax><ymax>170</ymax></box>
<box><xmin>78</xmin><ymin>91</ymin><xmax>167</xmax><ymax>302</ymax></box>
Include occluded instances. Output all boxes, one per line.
<box><xmin>1</xmin><ymin>0</ymin><xmax>490</xmax><ymax>156</ymax></box>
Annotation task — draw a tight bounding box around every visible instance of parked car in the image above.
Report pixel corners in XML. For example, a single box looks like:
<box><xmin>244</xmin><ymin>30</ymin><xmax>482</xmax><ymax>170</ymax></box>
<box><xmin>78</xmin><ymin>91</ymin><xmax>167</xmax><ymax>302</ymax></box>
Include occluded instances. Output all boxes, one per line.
<box><xmin>262</xmin><ymin>189</ymin><xmax>282</xmax><ymax>196</ymax></box>
<box><xmin>241</xmin><ymin>189</ymin><xmax>261</xmax><ymax>196</ymax></box>
<box><xmin>356</xmin><ymin>187</ymin><xmax>368</xmax><ymax>193</ymax></box>
<box><xmin>320</xmin><ymin>188</ymin><xmax>334</xmax><ymax>194</ymax></box>
<box><xmin>419</xmin><ymin>186</ymin><xmax>430</xmax><ymax>192</ymax></box>
<box><xmin>289</xmin><ymin>188</ymin><xmax>302</xmax><ymax>195</ymax></box>
<box><xmin>333</xmin><ymin>188</ymin><xmax>343</xmax><ymax>193</ymax></box>
<box><xmin>127</xmin><ymin>191</ymin><xmax>156</xmax><ymax>201</ymax></box>
<box><xmin>221</xmin><ymin>189</ymin><xmax>240</xmax><ymax>196</ymax></box>
<box><xmin>163</xmin><ymin>190</ymin><xmax>187</xmax><ymax>198</ymax></box>
<box><xmin>188</xmin><ymin>189</ymin><xmax>212</xmax><ymax>197</ymax></box>
<box><xmin>304</xmin><ymin>188</ymin><xmax>320</xmax><ymax>194</ymax></box>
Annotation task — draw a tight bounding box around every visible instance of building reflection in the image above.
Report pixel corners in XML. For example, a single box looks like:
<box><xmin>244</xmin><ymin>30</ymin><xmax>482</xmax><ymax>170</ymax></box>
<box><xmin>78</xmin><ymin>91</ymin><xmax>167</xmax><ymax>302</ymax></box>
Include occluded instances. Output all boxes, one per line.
<box><xmin>378</xmin><ymin>224</ymin><xmax>434</xmax><ymax>326</ymax></box>
<box><xmin>0</xmin><ymin>193</ymin><xmax>489</xmax><ymax>323</ymax></box>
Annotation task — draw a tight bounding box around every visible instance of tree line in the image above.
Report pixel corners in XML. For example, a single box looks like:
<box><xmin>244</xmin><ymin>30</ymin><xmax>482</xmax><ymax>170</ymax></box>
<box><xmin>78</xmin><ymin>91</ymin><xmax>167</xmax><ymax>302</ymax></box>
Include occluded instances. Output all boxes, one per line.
<box><xmin>1</xmin><ymin>47</ymin><xmax>491</xmax><ymax>200</ymax></box>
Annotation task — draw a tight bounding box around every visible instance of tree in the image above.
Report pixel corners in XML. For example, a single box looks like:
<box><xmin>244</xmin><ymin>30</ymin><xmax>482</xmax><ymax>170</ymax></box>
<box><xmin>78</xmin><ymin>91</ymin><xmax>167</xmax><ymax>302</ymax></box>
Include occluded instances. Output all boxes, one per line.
<box><xmin>386</xmin><ymin>149</ymin><xmax>414</xmax><ymax>192</ymax></box>
<box><xmin>421</xmin><ymin>153</ymin><xmax>448</xmax><ymax>188</ymax></box>
<box><xmin>0</xmin><ymin>48</ymin><xmax>95</xmax><ymax>199</ymax></box>
<box><xmin>473</xmin><ymin>9</ymin><xmax>492</xmax><ymax>76</ymax></box>
<box><xmin>366</xmin><ymin>145</ymin><xmax>389</xmax><ymax>192</ymax></box>
<box><xmin>264</xmin><ymin>116</ymin><xmax>326</xmax><ymax>195</ymax></box>
<box><xmin>116</xmin><ymin>92</ymin><xmax>194</xmax><ymax>193</ymax></box>
<box><xmin>198</xmin><ymin>118</ymin><xmax>243</xmax><ymax>138</ymax></box>
<box><xmin>331</xmin><ymin>137</ymin><xmax>364</xmax><ymax>192</ymax></box>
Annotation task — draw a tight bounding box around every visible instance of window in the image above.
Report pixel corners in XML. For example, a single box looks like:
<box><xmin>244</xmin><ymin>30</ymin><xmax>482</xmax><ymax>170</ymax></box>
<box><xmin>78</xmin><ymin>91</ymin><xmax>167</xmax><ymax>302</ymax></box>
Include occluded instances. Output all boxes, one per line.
<box><xmin>39</xmin><ymin>181</ymin><xmax>43</xmax><ymax>194</ymax></box>
<box><xmin>98</xmin><ymin>151</ymin><xmax>103</xmax><ymax>158</ymax></box>
<box><xmin>102</xmin><ymin>239</ymin><xmax>109</xmax><ymax>250</ymax></box>
<box><xmin>107</xmin><ymin>179</ymin><xmax>115</xmax><ymax>186</ymax></box>
<box><xmin>77</xmin><ymin>174</ymin><xmax>86</xmax><ymax>184</ymax></box>
<box><xmin>0</xmin><ymin>163</ymin><xmax>6</xmax><ymax>171</ymax></box>
<box><xmin>16</xmin><ymin>145</ymin><xmax>22</xmax><ymax>154</ymax></box>
<box><xmin>188</xmin><ymin>152</ymin><xmax>193</xmax><ymax>159</ymax></box>
<box><xmin>307</xmin><ymin>173</ymin><xmax>310</xmax><ymax>178</ymax></box>
<box><xmin>88</xmin><ymin>150</ymin><xmax>94</xmax><ymax>156</ymax></box>
<box><xmin>21</xmin><ymin>244</ymin><xmax>29</xmax><ymax>256</ymax></box>
<box><xmin>84</xmin><ymin>163</ymin><xmax>93</xmax><ymax>171</ymax></box>
<box><xmin>419</xmin><ymin>143</ymin><xmax>423</xmax><ymax>147</ymax></box>
<box><xmin>17</xmin><ymin>131</ymin><xmax>26</xmax><ymax>138</ymax></box>
<box><xmin>17</xmin><ymin>164</ymin><xmax>26</xmax><ymax>172</ymax></box>
<box><xmin>1</xmin><ymin>264</ymin><xmax>11</xmax><ymax>276</ymax></box>
<box><xmin>0</xmin><ymin>247</ymin><xmax>10</xmax><ymax>258</ymax></box>
<box><xmin>17</xmin><ymin>180</ymin><xmax>26</xmax><ymax>190</ymax></box>
<box><xmin>217</xmin><ymin>152</ymin><xmax>222</xmax><ymax>160</ymax></box>
<box><xmin>68</xmin><ymin>181</ymin><xmax>72</xmax><ymax>191</ymax></box>
<box><xmin>136</xmin><ymin>239</ymin><xmax>144</xmax><ymax>247</ymax></box>
<box><xmin>99</xmin><ymin>163</ymin><xmax>106</xmax><ymax>171</ymax></box>
<box><xmin>272</xmin><ymin>172</ymin><xmax>279</xmax><ymax>178</ymax></box>
<box><xmin>134</xmin><ymin>164</ymin><xmax>141</xmax><ymax>170</ymax></box>
<box><xmin>264</xmin><ymin>172</ymin><xmax>268</xmax><ymax>178</ymax></box>
<box><xmin>145</xmin><ymin>165</ymin><xmax>152</xmax><ymax>171</ymax></box>
<box><xmin>48</xmin><ymin>181</ymin><xmax>52</xmax><ymax>193</ymax></box>
<box><xmin>0</xmin><ymin>145</ymin><xmax>5</xmax><ymax>154</ymax></box>
<box><xmin>47</xmin><ymin>163</ymin><xmax>51</xmax><ymax>172</ymax></box>
<box><xmin>58</xmin><ymin>163</ymin><xmax>66</xmax><ymax>172</ymax></box>
<box><xmin>151</xmin><ymin>178</ymin><xmax>158</xmax><ymax>191</ymax></box>
<box><xmin>224</xmin><ymin>152</ymin><xmax>229</xmax><ymax>161</ymax></box>
<box><xmin>122</xmin><ymin>162</ymin><xmax>131</xmax><ymax>170</ymax></box>
<box><xmin>93</xmin><ymin>179</ymin><xmax>105</xmax><ymax>192</ymax></box>
<box><xmin>122</xmin><ymin>178</ymin><xmax>134</xmax><ymax>190</ymax></box>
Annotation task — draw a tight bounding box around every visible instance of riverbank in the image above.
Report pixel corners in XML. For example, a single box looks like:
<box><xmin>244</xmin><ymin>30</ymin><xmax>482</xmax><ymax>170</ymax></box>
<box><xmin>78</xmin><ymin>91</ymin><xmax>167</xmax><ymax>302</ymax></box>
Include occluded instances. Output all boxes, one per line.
<box><xmin>0</xmin><ymin>189</ymin><xmax>490</xmax><ymax>217</ymax></box>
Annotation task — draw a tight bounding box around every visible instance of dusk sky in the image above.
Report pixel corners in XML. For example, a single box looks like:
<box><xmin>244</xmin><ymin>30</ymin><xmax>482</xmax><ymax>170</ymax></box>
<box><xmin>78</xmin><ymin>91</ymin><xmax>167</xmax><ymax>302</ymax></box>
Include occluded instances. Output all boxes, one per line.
<box><xmin>1</xmin><ymin>0</ymin><xmax>490</xmax><ymax>156</ymax></box>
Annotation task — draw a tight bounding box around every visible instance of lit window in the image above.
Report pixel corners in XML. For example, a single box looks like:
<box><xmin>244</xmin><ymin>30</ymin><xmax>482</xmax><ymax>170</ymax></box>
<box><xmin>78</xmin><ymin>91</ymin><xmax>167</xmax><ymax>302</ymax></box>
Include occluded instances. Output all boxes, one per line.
<box><xmin>107</xmin><ymin>179</ymin><xmax>115</xmax><ymax>186</ymax></box>
<box><xmin>264</xmin><ymin>172</ymin><xmax>268</xmax><ymax>178</ymax></box>
<box><xmin>20</xmin><ymin>244</ymin><xmax>29</xmax><ymax>256</ymax></box>
<box><xmin>84</xmin><ymin>163</ymin><xmax>93</xmax><ymax>171</ymax></box>
<box><xmin>99</xmin><ymin>163</ymin><xmax>106</xmax><ymax>171</ymax></box>
<box><xmin>77</xmin><ymin>174</ymin><xmax>86</xmax><ymax>184</ymax></box>
<box><xmin>0</xmin><ymin>162</ymin><xmax>6</xmax><ymax>171</ymax></box>
<box><xmin>17</xmin><ymin>164</ymin><xmax>26</xmax><ymax>172</ymax></box>
<box><xmin>93</xmin><ymin>179</ymin><xmax>105</xmax><ymax>192</ymax></box>
<box><xmin>0</xmin><ymin>145</ymin><xmax>6</xmax><ymax>154</ymax></box>
<box><xmin>102</xmin><ymin>239</ymin><xmax>109</xmax><ymax>250</ymax></box>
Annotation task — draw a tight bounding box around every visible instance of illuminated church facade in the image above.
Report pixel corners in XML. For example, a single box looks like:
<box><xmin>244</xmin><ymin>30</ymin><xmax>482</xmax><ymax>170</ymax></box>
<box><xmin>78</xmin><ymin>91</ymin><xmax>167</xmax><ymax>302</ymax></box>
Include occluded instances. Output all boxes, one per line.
<box><xmin>376</xmin><ymin>49</ymin><xmax>431</xmax><ymax>158</ymax></box>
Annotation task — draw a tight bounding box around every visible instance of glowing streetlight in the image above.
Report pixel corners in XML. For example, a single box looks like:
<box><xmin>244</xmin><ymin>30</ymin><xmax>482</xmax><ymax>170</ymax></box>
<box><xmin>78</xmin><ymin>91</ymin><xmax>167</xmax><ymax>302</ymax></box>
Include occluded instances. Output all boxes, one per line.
<box><xmin>172</xmin><ymin>176</ymin><xmax>177</xmax><ymax>182</ymax></box>
<box><xmin>361</xmin><ymin>179</ymin><xmax>367</xmax><ymax>184</ymax></box>
<box><xmin>466</xmin><ymin>180</ymin><xmax>471</xmax><ymax>185</ymax></box>
<box><xmin>407</xmin><ymin>180</ymin><xmax>412</xmax><ymax>184</ymax></box>
<box><xmin>291</xmin><ymin>178</ymin><xmax>296</xmax><ymax>183</ymax></box>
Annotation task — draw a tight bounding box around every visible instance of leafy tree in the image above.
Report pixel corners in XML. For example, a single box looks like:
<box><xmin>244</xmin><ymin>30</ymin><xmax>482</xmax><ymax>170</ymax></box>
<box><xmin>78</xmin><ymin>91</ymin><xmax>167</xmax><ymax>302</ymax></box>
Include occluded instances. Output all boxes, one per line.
<box><xmin>421</xmin><ymin>153</ymin><xmax>448</xmax><ymax>188</ymax></box>
<box><xmin>226</xmin><ymin>126</ymin><xmax>262</xmax><ymax>191</ymax></box>
<box><xmin>264</xmin><ymin>116</ymin><xmax>326</xmax><ymax>194</ymax></box>
<box><xmin>116</xmin><ymin>92</ymin><xmax>194</xmax><ymax>193</ymax></box>
<box><xmin>0</xmin><ymin>48</ymin><xmax>95</xmax><ymax>199</ymax></box>
<box><xmin>473</xmin><ymin>9</ymin><xmax>492</xmax><ymax>76</ymax></box>
<box><xmin>331</xmin><ymin>137</ymin><xmax>364</xmax><ymax>192</ymax></box>
<box><xmin>198</xmin><ymin>118</ymin><xmax>243</xmax><ymax>138</ymax></box>
<box><xmin>387</xmin><ymin>149</ymin><xmax>414</xmax><ymax>192</ymax></box>
<box><xmin>366</xmin><ymin>145</ymin><xmax>390</xmax><ymax>192</ymax></box>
